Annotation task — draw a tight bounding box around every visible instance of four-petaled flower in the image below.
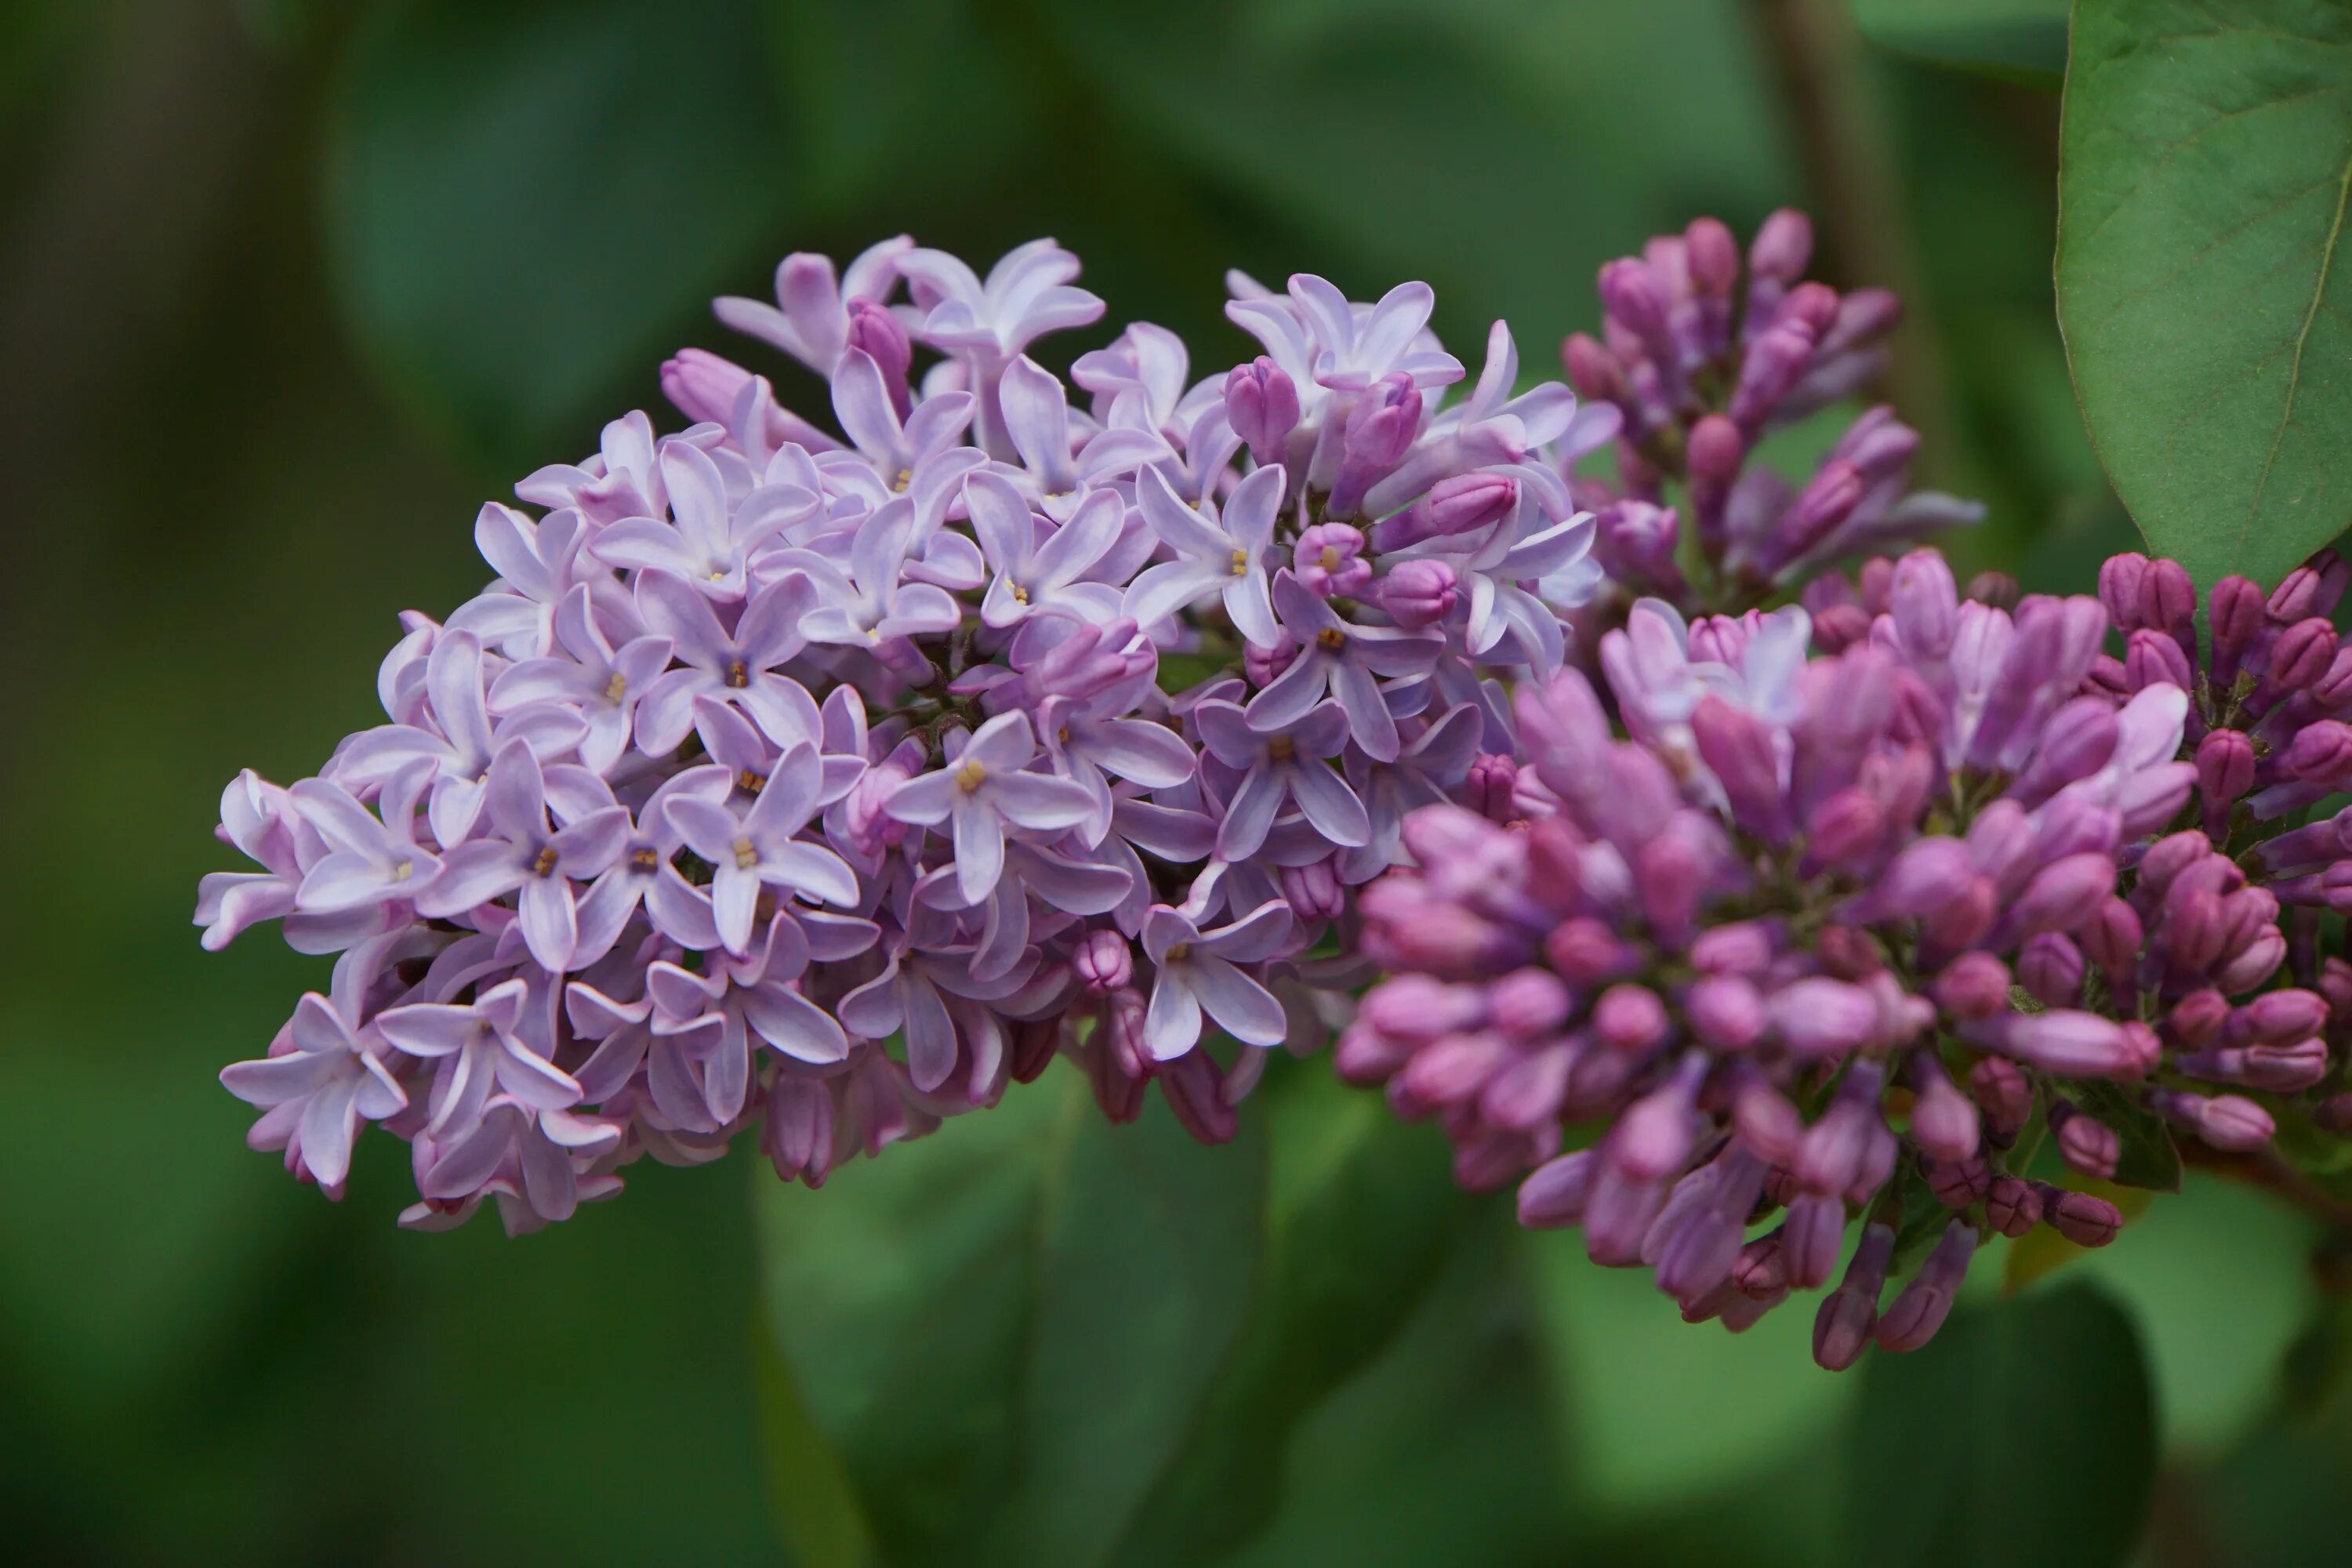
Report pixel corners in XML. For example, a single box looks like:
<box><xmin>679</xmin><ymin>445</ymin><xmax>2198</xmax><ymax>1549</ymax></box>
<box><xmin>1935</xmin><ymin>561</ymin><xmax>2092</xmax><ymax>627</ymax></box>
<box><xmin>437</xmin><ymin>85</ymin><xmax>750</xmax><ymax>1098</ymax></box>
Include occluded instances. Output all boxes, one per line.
<box><xmin>1123</xmin><ymin>465</ymin><xmax>1285</xmax><ymax>648</ymax></box>
<box><xmin>1141</xmin><ymin>902</ymin><xmax>1293</xmax><ymax>1059</ymax></box>
<box><xmin>884</xmin><ymin>711</ymin><xmax>1098</xmax><ymax>904</ymax></box>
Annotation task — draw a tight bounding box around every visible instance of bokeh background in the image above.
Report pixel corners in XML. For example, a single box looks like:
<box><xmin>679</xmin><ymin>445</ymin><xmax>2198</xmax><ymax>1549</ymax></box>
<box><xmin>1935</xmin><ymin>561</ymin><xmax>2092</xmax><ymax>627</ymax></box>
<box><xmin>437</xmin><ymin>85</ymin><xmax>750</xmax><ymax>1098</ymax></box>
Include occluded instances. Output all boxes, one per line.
<box><xmin>5</xmin><ymin>1</ymin><xmax>2350</xmax><ymax>1563</ymax></box>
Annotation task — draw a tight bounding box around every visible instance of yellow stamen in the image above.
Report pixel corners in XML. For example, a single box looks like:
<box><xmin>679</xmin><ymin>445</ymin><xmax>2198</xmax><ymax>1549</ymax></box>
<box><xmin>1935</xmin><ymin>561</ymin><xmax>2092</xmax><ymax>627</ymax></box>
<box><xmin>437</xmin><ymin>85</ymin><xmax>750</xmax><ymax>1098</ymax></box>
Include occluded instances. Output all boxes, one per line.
<box><xmin>1011</xmin><ymin>583</ymin><xmax>1029</xmax><ymax>604</ymax></box>
<box><xmin>630</xmin><ymin>848</ymin><xmax>660</xmax><ymax>871</ymax></box>
<box><xmin>532</xmin><ymin>845</ymin><xmax>560</xmax><ymax>877</ymax></box>
<box><xmin>1319</xmin><ymin>546</ymin><xmax>1341</xmax><ymax>572</ymax></box>
<box><xmin>604</xmin><ymin>671</ymin><xmax>629</xmax><ymax>703</ymax></box>
<box><xmin>731</xmin><ymin>837</ymin><xmax>759</xmax><ymax>870</ymax></box>
<box><xmin>725</xmin><ymin>659</ymin><xmax>750</xmax><ymax>688</ymax></box>
<box><xmin>1229</xmin><ymin>547</ymin><xmax>1250</xmax><ymax>578</ymax></box>
<box><xmin>956</xmin><ymin>760</ymin><xmax>988</xmax><ymax>793</ymax></box>
<box><xmin>891</xmin><ymin>468</ymin><xmax>913</xmax><ymax>493</ymax></box>
<box><xmin>737</xmin><ymin>768</ymin><xmax>768</xmax><ymax>795</ymax></box>
<box><xmin>1165</xmin><ymin>942</ymin><xmax>1192</xmax><ymax>963</ymax></box>
<box><xmin>1267</xmin><ymin>735</ymin><xmax>1296</xmax><ymax>764</ymax></box>
<box><xmin>1316</xmin><ymin>627</ymin><xmax>1346</xmax><ymax>651</ymax></box>
<box><xmin>390</xmin><ymin>858</ymin><xmax>413</xmax><ymax>883</ymax></box>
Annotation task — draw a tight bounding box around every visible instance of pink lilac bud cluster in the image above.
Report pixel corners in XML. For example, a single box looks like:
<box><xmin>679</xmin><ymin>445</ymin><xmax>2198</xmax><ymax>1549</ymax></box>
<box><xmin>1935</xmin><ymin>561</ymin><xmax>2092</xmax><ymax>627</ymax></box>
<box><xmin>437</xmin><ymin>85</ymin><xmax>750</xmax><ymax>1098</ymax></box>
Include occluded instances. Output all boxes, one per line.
<box><xmin>1341</xmin><ymin>545</ymin><xmax>2352</xmax><ymax>1369</ymax></box>
<box><xmin>1563</xmin><ymin>210</ymin><xmax>1982</xmax><ymax>620</ymax></box>
<box><xmin>197</xmin><ymin>237</ymin><xmax>1604</xmax><ymax>1231</ymax></box>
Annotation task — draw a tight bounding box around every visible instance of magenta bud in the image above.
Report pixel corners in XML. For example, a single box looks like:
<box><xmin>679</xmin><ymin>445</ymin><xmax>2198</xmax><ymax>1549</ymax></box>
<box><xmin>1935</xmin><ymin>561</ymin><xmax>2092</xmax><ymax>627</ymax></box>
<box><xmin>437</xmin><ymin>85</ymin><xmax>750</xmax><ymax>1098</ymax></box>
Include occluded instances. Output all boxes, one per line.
<box><xmin>1733</xmin><ymin>1076</ymin><xmax>1804</xmax><ymax>1163</ymax></box>
<box><xmin>2227</xmin><ymin>988</ymin><xmax>2328</xmax><ymax>1045</ymax></box>
<box><xmin>1813</xmin><ymin>1221</ymin><xmax>1895</xmax><ymax>1372</ymax></box>
<box><xmin>2139</xmin><ymin>558</ymin><xmax>2197</xmax><ymax>637</ymax></box>
<box><xmin>1688</xmin><ymin>413</ymin><xmax>1745</xmax><ymax>488</ymax></box>
<box><xmin>1690</xmin><ymin>920</ymin><xmax>1780</xmax><ymax>976</ymax></box>
<box><xmin>1377</xmin><ymin>557</ymin><xmax>1458</xmax><ymax>631</ymax></box>
<box><xmin>1987</xmin><ymin>1174</ymin><xmax>2043</xmax><ymax>1237</ymax></box>
<box><xmin>2270</xmin><ymin>619</ymin><xmax>2341</xmax><ymax>695</ymax></box>
<box><xmin>1969</xmin><ymin>1056</ymin><xmax>2034</xmax><ymax>1139</ymax></box>
<box><xmin>2197</xmin><ymin>728</ymin><xmax>2256</xmax><ymax>811</ymax></box>
<box><xmin>2038</xmin><ymin>1185</ymin><xmax>2124</xmax><ymax>1248</ymax></box>
<box><xmin>1686</xmin><ymin>973</ymin><xmax>1766</xmax><ymax>1051</ymax></box>
<box><xmin>2098</xmin><ymin>552</ymin><xmax>2151</xmax><ymax>630</ymax></box>
<box><xmin>1361</xmin><ymin>975</ymin><xmax>1485</xmax><ymax>1045</ymax></box>
<box><xmin>1381</xmin><ymin>471</ymin><xmax>1518</xmax><ymax>550</ymax></box>
<box><xmin>1598</xmin><ymin>256</ymin><xmax>1672</xmax><ymax>343</ymax></box>
<box><xmin>1795</xmin><ymin>1063</ymin><xmax>1886</xmax><ymax>1193</ymax></box>
<box><xmin>1546</xmin><ymin>916</ymin><xmax>1641</xmax><ymax>985</ymax></box>
<box><xmin>2082</xmin><ymin>898</ymin><xmax>2143</xmax><ymax>974</ymax></box>
<box><xmin>1909</xmin><ymin>1060</ymin><xmax>1982</xmax><ymax>1163</ymax></box>
<box><xmin>844</xmin><ymin>296</ymin><xmax>912</xmax><ymax>380</ymax></box>
<box><xmin>1933</xmin><ymin>952</ymin><xmax>2012</xmax><ymax>1022</ymax></box>
<box><xmin>1685</xmin><ymin>216</ymin><xmax>1740</xmax><ymax>296</ymax></box>
<box><xmin>2269</xmin><ymin>549</ymin><xmax>2348</xmax><ymax>621</ymax></box>
<box><xmin>2017</xmin><ymin>932</ymin><xmax>2087</xmax><ymax>1007</ymax></box>
<box><xmin>1595</xmin><ymin>983</ymin><xmax>1669</xmax><ymax>1052</ymax></box>
<box><xmin>1562</xmin><ymin>332</ymin><xmax>1627</xmax><ymax>401</ymax></box>
<box><xmin>2169</xmin><ymin>987</ymin><xmax>2230</xmax><ymax>1048</ymax></box>
<box><xmin>1465</xmin><ymin>753</ymin><xmax>1519</xmax><ymax>824</ymax></box>
<box><xmin>2051</xmin><ymin>1101</ymin><xmax>2122</xmax><ymax>1181</ymax></box>
<box><xmin>1749</xmin><ymin>208</ymin><xmax>1814</xmax><ymax>283</ymax></box>
<box><xmin>660</xmin><ymin>346</ymin><xmax>757</xmax><ymax>427</ymax></box>
<box><xmin>1488</xmin><ymin>967</ymin><xmax>1572</xmax><ymax>1038</ymax></box>
<box><xmin>1073</xmin><ymin>928</ymin><xmax>1133</xmax><ymax>993</ymax></box>
<box><xmin>1224</xmin><ymin>356</ymin><xmax>1300</xmax><ymax>459</ymax></box>
<box><xmin>1734</xmin><ymin>1233</ymin><xmax>1789</xmax><ymax>1298</ymax></box>
<box><xmin>1925</xmin><ymin>1156</ymin><xmax>1991</xmax><ymax>1208</ymax></box>
<box><xmin>2164</xmin><ymin>1090</ymin><xmax>2276</xmax><ymax>1152</ymax></box>
<box><xmin>1344</xmin><ymin>372</ymin><xmax>1422</xmax><ymax>468</ymax></box>
<box><xmin>1875</xmin><ymin>1222</ymin><xmax>1977</xmax><ymax>1354</ymax></box>
<box><xmin>1279</xmin><ymin>858</ymin><xmax>1345</xmax><ymax>922</ymax></box>
<box><xmin>1518</xmin><ymin>1150</ymin><xmax>1596</xmax><ymax>1229</ymax></box>
<box><xmin>1806</xmin><ymin>789</ymin><xmax>1887</xmax><ymax>869</ymax></box>
<box><xmin>1991</xmin><ymin>1010</ymin><xmax>2143</xmax><ymax>1079</ymax></box>
<box><xmin>1782</xmin><ymin>1192</ymin><xmax>1849</xmax><ymax>1290</ymax></box>
<box><xmin>1610</xmin><ymin>1053</ymin><xmax>1708</xmax><ymax>1181</ymax></box>
<box><xmin>2206</xmin><ymin>574</ymin><xmax>2267</xmax><ymax>680</ymax></box>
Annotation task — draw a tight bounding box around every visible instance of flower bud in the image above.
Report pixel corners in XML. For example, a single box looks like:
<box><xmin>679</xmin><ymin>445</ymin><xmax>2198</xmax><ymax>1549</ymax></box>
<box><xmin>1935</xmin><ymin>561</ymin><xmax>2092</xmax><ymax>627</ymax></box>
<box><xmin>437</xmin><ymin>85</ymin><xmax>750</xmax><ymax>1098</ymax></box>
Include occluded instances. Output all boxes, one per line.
<box><xmin>1987</xmin><ymin>1174</ymin><xmax>2043</xmax><ymax>1237</ymax></box>
<box><xmin>2098</xmin><ymin>552</ymin><xmax>2150</xmax><ymax>630</ymax></box>
<box><xmin>1073</xmin><ymin>928</ymin><xmax>1133</xmax><ymax>993</ymax></box>
<box><xmin>1687</xmin><ymin>973</ymin><xmax>1766</xmax><ymax>1051</ymax></box>
<box><xmin>1224</xmin><ymin>357</ymin><xmax>1300</xmax><ymax>459</ymax></box>
<box><xmin>1519</xmin><ymin>1150</ymin><xmax>1596</xmax><ymax>1229</ymax></box>
<box><xmin>1909</xmin><ymin>1058</ymin><xmax>1981</xmax><ymax>1162</ymax></box>
<box><xmin>2209</xmin><ymin>574</ymin><xmax>2267</xmax><ymax>683</ymax></box>
<box><xmin>1875</xmin><ymin>1221</ymin><xmax>1976</xmax><ymax>1353</ymax></box>
<box><xmin>1377</xmin><ymin>557</ymin><xmax>1458</xmax><ymax>630</ymax></box>
<box><xmin>1933</xmin><ymin>952</ymin><xmax>2011</xmax><ymax>1021</ymax></box>
<box><xmin>1417</xmin><ymin>475</ymin><xmax>1526</xmax><ymax>552</ymax></box>
<box><xmin>1969</xmin><ymin>1056</ymin><xmax>2034</xmax><ymax>1140</ymax></box>
<box><xmin>1595</xmin><ymin>983</ymin><xmax>1669</xmax><ymax>1052</ymax></box>
<box><xmin>1279</xmin><ymin>858</ymin><xmax>1345</xmax><ymax>922</ymax></box>
<box><xmin>1813</xmin><ymin>1221</ymin><xmax>1894</xmax><ymax>1371</ymax></box>
<box><xmin>2017</xmin><ymin>932</ymin><xmax>2086</xmax><ymax>1007</ymax></box>
<box><xmin>2038</xmin><ymin>1185</ymin><xmax>2123</xmax><ymax>1247</ymax></box>
<box><xmin>1750</xmin><ymin>208</ymin><xmax>1815</xmax><ymax>284</ymax></box>
<box><xmin>2051</xmin><ymin>1100</ymin><xmax>2122</xmax><ymax>1181</ymax></box>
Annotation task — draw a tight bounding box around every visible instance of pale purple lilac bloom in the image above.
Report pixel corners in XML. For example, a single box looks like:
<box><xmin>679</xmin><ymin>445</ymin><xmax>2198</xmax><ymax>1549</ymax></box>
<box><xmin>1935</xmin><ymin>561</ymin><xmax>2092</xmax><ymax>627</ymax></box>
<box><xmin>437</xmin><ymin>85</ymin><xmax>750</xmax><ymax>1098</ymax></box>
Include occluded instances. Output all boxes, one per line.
<box><xmin>204</xmin><ymin>235</ymin><xmax>1603</xmax><ymax>1229</ymax></box>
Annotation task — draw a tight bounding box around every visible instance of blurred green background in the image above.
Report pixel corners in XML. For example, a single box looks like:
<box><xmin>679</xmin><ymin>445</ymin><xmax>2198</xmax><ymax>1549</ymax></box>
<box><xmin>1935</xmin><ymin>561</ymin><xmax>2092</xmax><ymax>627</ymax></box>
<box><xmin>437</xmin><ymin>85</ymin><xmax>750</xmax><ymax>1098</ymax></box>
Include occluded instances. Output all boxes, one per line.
<box><xmin>4</xmin><ymin>1</ymin><xmax>2348</xmax><ymax>1563</ymax></box>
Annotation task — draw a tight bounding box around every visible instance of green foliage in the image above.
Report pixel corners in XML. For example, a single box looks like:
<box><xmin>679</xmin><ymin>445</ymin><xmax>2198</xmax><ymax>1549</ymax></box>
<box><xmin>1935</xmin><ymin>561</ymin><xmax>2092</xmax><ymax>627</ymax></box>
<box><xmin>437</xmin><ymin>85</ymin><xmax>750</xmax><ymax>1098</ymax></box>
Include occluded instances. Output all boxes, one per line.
<box><xmin>2057</xmin><ymin>0</ymin><xmax>2352</xmax><ymax>586</ymax></box>
<box><xmin>327</xmin><ymin>0</ymin><xmax>793</xmax><ymax>472</ymax></box>
<box><xmin>1839</xmin><ymin>1283</ymin><xmax>2157</xmax><ymax>1568</ymax></box>
<box><xmin>1851</xmin><ymin>0</ymin><xmax>2070</xmax><ymax>86</ymax></box>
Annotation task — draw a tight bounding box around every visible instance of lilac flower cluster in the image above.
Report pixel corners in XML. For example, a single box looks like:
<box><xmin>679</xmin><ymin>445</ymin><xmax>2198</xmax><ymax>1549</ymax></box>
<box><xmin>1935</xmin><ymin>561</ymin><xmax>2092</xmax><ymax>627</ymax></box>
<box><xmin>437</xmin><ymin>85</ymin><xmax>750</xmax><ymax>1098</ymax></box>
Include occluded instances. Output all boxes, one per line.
<box><xmin>1341</xmin><ymin>545</ymin><xmax>2352</xmax><ymax>1368</ymax></box>
<box><xmin>1562</xmin><ymin>210</ymin><xmax>1982</xmax><ymax>622</ymax></box>
<box><xmin>198</xmin><ymin>236</ymin><xmax>1605</xmax><ymax>1229</ymax></box>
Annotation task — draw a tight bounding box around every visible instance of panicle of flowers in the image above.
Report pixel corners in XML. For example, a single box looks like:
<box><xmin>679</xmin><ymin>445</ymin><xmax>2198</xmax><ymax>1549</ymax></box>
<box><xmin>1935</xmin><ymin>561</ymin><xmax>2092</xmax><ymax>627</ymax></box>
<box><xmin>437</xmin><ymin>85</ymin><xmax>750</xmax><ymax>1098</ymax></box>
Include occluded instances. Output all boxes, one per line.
<box><xmin>1340</xmin><ymin>543</ymin><xmax>2352</xmax><ymax>1369</ymax></box>
<box><xmin>197</xmin><ymin>235</ymin><xmax>1604</xmax><ymax>1230</ymax></box>
<box><xmin>1562</xmin><ymin>210</ymin><xmax>1983</xmax><ymax>624</ymax></box>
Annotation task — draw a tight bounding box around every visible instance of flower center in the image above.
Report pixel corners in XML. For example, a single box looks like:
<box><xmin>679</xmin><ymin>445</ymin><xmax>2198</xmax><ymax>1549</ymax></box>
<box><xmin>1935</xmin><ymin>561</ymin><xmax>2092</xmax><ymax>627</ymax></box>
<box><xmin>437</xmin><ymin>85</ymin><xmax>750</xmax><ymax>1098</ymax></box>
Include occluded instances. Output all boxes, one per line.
<box><xmin>1229</xmin><ymin>547</ymin><xmax>1250</xmax><ymax>578</ymax></box>
<box><xmin>1267</xmin><ymin>735</ymin><xmax>1296</xmax><ymax>764</ymax></box>
<box><xmin>1164</xmin><ymin>942</ymin><xmax>1192</xmax><ymax>962</ymax></box>
<box><xmin>1011</xmin><ymin>583</ymin><xmax>1030</xmax><ymax>604</ymax></box>
<box><xmin>389</xmin><ymin>858</ymin><xmax>413</xmax><ymax>883</ymax></box>
<box><xmin>1319</xmin><ymin>545</ymin><xmax>1341</xmax><ymax>571</ymax></box>
<box><xmin>631</xmin><ymin>847</ymin><xmax>660</xmax><ymax>871</ymax></box>
<box><xmin>737</xmin><ymin>768</ymin><xmax>768</xmax><ymax>795</ymax></box>
<box><xmin>956</xmin><ymin>760</ymin><xmax>988</xmax><ymax>793</ymax></box>
<box><xmin>604</xmin><ymin>671</ymin><xmax>629</xmax><ymax>703</ymax></box>
<box><xmin>891</xmin><ymin>468</ymin><xmax>913</xmax><ymax>493</ymax></box>
<box><xmin>1316</xmin><ymin>627</ymin><xmax>1346</xmax><ymax>652</ymax></box>
<box><xmin>726</xmin><ymin>659</ymin><xmax>750</xmax><ymax>688</ymax></box>
<box><xmin>532</xmin><ymin>844</ymin><xmax>561</xmax><ymax>877</ymax></box>
<box><xmin>731</xmin><ymin>837</ymin><xmax>759</xmax><ymax>870</ymax></box>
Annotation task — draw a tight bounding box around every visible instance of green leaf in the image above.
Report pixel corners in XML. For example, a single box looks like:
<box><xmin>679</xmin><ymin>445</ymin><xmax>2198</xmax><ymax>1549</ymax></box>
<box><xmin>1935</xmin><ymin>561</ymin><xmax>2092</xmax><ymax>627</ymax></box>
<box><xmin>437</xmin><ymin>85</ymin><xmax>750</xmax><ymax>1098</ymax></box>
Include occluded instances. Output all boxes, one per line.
<box><xmin>1105</xmin><ymin>1068</ymin><xmax>1473</xmax><ymax>1567</ymax></box>
<box><xmin>1521</xmin><ymin>1229</ymin><xmax>1859</xmax><ymax>1514</ymax></box>
<box><xmin>1851</xmin><ymin>0</ymin><xmax>2069</xmax><ymax>87</ymax></box>
<box><xmin>326</xmin><ymin>0</ymin><xmax>791</xmax><ymax>472</ymax></box>
<box><xmin>2072</xmin><ymin>1080</ymin><xmax>2183</xmax><ymax>1193</ymax></box>
<box><xmin>2056</xmin><ymin>0</ymin><xmax>2352</xmax><ymax>588</ymax></box>
<box><xmin>1840</xmin><ymin>1283</ymin><xmax>2156</xmax><ymax>1568</ymax></box>
<box><xmin>2061</xmin><ymin>1175</ymin><xmax>2319</xmax><ymax>1454</ymax></box>
<box><xmin>754</xmin><ymin>1065</ymin><xmax>1270</xmax><ymax>1567</ymax></box>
